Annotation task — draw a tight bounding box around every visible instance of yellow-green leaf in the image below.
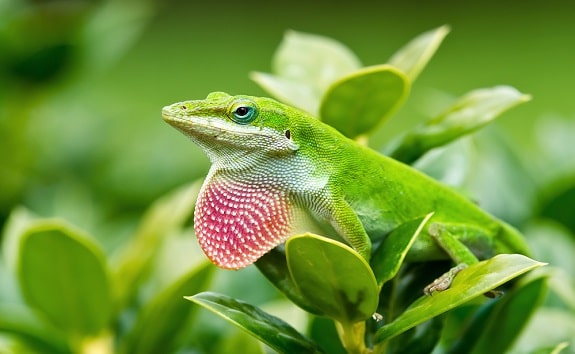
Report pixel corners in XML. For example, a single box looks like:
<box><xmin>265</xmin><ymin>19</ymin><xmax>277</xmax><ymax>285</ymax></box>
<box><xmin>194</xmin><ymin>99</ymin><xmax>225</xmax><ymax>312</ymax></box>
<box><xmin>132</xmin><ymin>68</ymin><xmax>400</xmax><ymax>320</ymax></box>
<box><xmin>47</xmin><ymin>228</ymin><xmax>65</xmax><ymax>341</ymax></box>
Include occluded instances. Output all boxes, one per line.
<box><xmin>388</xmin><ymin>86</ymin><xmax>530</xmax><ymax>163</ymax></box>
<box><xmin>17</xmin><ymin>221</ymin><xmax>111</xmax><ymax>336</ymax></box>
<box><xmin>388</xmin><ymin>25</ymin><xmax>450</xmax><ymax>81</ymax></box>
<box><xmin>252</xmin><ymin>30</ymin><xmax>360</xmax><ymax>115</ymax></box>
<box><xmin>320</xmin><ymin>65</ymin><xmax>410</xmax><ymax>139</ymax></box>
<box><xmin>286</xmin><ymin>234</ymin><xmax>378</xmax><ymax>323</ymax></box>
<box><xmin>374</xmin><ymin>254</ymin><xmax>545</xmax><ymax>343</ymax></box>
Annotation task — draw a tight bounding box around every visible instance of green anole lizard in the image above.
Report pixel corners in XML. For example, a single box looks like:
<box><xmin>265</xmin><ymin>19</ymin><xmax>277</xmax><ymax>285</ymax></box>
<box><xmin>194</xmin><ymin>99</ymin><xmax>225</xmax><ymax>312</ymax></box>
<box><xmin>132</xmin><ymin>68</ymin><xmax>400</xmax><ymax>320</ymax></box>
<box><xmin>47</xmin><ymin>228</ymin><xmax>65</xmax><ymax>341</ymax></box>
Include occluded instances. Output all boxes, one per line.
<box><xmin>162</xmin><ymin>92</ymin><xmax>530</xmax><ymax>286</ymax></box>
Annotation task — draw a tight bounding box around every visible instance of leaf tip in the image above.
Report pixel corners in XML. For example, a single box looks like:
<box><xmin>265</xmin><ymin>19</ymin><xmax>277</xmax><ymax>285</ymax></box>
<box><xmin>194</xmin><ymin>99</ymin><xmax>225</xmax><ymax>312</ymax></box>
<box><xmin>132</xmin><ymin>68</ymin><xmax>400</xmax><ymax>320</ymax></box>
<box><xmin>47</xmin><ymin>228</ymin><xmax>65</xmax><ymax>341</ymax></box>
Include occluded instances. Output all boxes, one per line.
<box><xmin>248</xmin><ymin>71</ymin><xmax>264</xmax><ymax>87</ymax></box>
<box><xmin>438</xmin><ymin>24</ymin><xmax>451</xmax><ymax>36</ymax></box>
<box><xmin>520</xmin><ymin>93</ymin><xmax>533</xmax><ymax>103</ymax></box>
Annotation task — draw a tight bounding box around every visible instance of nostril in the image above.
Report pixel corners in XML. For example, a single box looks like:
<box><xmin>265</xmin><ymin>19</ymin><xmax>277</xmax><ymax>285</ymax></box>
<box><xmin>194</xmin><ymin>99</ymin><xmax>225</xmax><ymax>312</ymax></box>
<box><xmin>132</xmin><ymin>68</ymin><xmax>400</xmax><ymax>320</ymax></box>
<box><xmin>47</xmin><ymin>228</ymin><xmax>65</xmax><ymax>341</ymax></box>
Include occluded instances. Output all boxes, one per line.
<box><xmin>180</xmin><ymin>105</ymin><xmax>187</xmax><ymax>110</ymax></box>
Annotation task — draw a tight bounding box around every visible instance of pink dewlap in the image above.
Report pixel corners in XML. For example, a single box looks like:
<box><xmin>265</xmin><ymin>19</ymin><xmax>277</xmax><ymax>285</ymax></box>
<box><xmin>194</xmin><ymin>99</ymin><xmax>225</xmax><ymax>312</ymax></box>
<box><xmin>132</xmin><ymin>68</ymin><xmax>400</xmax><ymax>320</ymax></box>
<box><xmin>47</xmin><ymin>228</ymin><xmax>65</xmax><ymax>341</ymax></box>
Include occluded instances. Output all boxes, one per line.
<box><xmin>194</xmin><ymin>179</ymin><xmax>292</xmax><ymax>269</ymax></box>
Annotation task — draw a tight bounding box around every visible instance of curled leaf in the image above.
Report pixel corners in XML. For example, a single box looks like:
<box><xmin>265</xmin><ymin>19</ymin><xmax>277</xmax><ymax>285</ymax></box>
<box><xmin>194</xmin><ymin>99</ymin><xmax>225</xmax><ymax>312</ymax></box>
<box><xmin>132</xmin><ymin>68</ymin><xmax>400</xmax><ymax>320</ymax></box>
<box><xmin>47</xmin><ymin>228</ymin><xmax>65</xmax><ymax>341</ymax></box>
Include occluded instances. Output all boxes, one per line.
<box><xmin>388</xmin><ymin>86</ymin><xmax>531</xmax><ymax>163</ymax></box>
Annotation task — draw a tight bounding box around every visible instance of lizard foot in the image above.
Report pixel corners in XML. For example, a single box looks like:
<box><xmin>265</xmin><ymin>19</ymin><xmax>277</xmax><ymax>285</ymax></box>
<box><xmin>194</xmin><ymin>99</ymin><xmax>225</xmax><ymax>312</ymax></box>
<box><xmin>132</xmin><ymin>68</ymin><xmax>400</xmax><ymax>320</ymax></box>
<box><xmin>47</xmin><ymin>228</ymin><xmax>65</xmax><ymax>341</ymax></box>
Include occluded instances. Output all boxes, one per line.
<box><xmin>423</xmin><ymin>263</ymin><xmax>468</xmax><ymax>295</ymax></box>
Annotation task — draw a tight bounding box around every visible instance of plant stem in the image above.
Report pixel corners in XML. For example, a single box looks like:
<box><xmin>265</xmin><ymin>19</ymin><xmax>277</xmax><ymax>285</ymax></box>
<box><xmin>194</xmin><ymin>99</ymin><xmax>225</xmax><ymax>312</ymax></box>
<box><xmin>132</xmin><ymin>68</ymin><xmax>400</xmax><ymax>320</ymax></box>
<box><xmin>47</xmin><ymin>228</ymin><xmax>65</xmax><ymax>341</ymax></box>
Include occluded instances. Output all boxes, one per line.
<box><xmin>336</xmin><ymin>321</ymin><xmax>372</xmax><ymax>354</ymax></box>
<box><xmin>76</xmin><ymin>331</ymin><xmax>114</xmax><ymax>354</ymax></box>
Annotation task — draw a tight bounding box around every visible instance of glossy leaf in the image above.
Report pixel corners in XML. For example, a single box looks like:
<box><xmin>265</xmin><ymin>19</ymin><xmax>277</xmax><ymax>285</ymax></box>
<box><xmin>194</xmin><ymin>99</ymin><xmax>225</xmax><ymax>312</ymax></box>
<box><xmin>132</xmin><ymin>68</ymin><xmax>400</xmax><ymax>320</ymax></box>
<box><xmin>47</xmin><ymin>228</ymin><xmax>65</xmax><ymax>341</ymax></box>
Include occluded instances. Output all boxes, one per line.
<box><xmin>389</xmin><ymin>86</ymin><xmax>531</xmax><ymax>164</ymax></box>
<box><xmin>445</xmin><ymin>276</ymin><xmax>547</xmax><ymax>352</ymax></box>
<box><xmin>286</xmin><ymin>234</ymin><xmax>378</xmax><ymax>323</ymax></box>
<box><xmin>186</xmin><ymin>292</ymin><xmax>324</xmax><ymax>354</ymax></box>
<box><xmin>121</xmin><ymin>262</ymin><xmax>215</xmax><ymax>354</ymax></box>
<box><xmin>470</xmin><ymin>276</ymin><xmax>548</xmax><ymax>354</ymax></box>
<box><xmin>252</xmin><ymin>30</ymin><xmax>360</xmax><ymax>115</ymax></box>
<box><xmin>388</xmin><ymin>25</ymin><xmax>450</xmax><ymax>81</ymax></box>
<box><xmin>388</xmin><ymin>316</ymin><xmax>444</xmax><ymax>354</ymax></box>
<box><xmin>441</xmin><ymin>297</ymin><xmax>498</xmax><ymax>353</ymax></box>
<box><xmin>320</xmin><ymin>65</ymin><xmax>410</xmax><ymax>139</ymax></box>
<box><xmin>374</xmin><ymin>254</ymin><xmax>545</xmax><ymax>343</ymax></box>
<box><xmin>309</xmin><ymin>317</ymin><xmax>346</xmax><ymax>354</ymax></box>
<box><xmin>17</xmin><ymin>221</ymin><xmax>112</xmax><ymax>336</ymax></box>
<box><xmin>256</xmin><ymin>247</ymin><xmax>324</xmax><ymax>315</ymax></box>
<box><xmin>371</xmin><ymin>213</ymin><xmax>433</xmax><ymax>286</ymax></box>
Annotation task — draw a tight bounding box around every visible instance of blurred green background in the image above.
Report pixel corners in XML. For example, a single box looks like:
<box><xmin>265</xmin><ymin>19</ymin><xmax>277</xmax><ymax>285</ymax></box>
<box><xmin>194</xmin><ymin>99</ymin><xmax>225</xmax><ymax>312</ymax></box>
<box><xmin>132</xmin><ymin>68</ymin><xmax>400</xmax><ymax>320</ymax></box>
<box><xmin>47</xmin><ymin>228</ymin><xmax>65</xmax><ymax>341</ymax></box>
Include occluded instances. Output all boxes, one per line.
<box><xmin>1</xmin><ymin>0</ymin><xmax>574</xmax><ymax>235</ymax></box>
<box><xmin>2</xmin><ymin>0</ymin><xmax>575</xmax><ymax>352</ymax></box>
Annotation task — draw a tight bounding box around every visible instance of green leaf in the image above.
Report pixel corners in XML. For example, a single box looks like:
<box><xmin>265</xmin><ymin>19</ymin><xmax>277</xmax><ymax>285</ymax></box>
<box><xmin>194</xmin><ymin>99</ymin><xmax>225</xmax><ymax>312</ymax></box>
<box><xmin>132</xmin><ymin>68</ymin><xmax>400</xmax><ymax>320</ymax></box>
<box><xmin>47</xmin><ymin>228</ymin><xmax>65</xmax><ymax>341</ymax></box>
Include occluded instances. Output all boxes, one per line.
<box><xmin>548</xmin><ymin>342</ymin><xmax>571</xmax><ymax>354</ymax></box>
<box><xmin>273</xmin><ymin>30</ymin><xmax>361</xmax><ymax>84</ymax></box>
<box><xmin>0</xmin><ymin>304</ymin><xmax>69</xmax><ymax>353</ymax></box>
<box><xmin>444</xmin><ymin>276</ymin><xmax>547</xmax><ymax>353</ymax></box>
<box><xmin>470</xmin><ymin>276</ymin><xmax>548</xmax><ymax>354</ymax></box>
<box><xmin>388</xmin><ymin>86</ymin><xmax>531</xmax><ymax>164</ymax></box>
<box><xmin>2</xmin><ymin>207</ymin><xmax>39</xmax><ymax>272</ymax></box>
<box><xmin>374</xmin><ymin>254</ymin><xmax>545</xmax><ymax>343</ymax></box>
<box><xmin>527</xmin><ymin>222</ymin><xmax>575</xmax><ymax>289</ymax></box>
<box><xmin>414</xmin><ymin>132</ymin><xmax>537</xmax><ymax>225</ymax></box>
<box><xmin>250</xmin><ymin>72</ymin><xmax>319</xmax><ymax>115</ymax></box>
<box><xmin>319</xmin><ymin>65</ymin><xmax>410</xmax><ymax>139</ymax></box>
<box><xmin>252</xmin><ymin>30</ymin><xmax>361</xmax><ymax>115</ymax></box>
<box><xmin>388</xmin><ymin>25</ymin><xmax>450</xmax><ymax>82</ymax></box>
<box><xmin>512</xmin><ymin>308</ymin><xmax>575</xmax><ymax>353</ymax></box>
<box><xmin>214</xmin><ymin>327</ymin><xmax>266</xmax><ymax>354</ymax></box>
<box><xmin>309</xmin><ymin>317</ymin><xmax>346</xmax><ymax>354</ymax></box>
<box><xmin>371</xmin><ymin>213</ymin><xmax>433</xmax><ymax>286</ymax></box>
<box><xmin>112</xmin><ymin>181</ymin><xmax>201</xmax><ymax>308</ymax></box>
<box><xmin>186</xmin><ymin>292</ymin><xmax>324</xmax><ymax>354</ymax></box>
<box><xmin>388</xmin><ymin>316</ymin><xmax>444</xmax><ymax>354</ymax></box>
<box><xmin>286</xmin><ymin>234</ymin><xmax>378</xmax><ymax>323</ymax></box>
<box><xmin>256</xmin><ymin>248</ymin><xmax>324</xmax><ymax>315</ymax></box>
<box><xmin>120</xmin><ymin>262</ymin><xmax>215</xmax><ymax>354</ymax></box>
<box><xmin>17</xmin><ymin>220</ymin><xmax>112</xmax><ymax>336</ymax></box>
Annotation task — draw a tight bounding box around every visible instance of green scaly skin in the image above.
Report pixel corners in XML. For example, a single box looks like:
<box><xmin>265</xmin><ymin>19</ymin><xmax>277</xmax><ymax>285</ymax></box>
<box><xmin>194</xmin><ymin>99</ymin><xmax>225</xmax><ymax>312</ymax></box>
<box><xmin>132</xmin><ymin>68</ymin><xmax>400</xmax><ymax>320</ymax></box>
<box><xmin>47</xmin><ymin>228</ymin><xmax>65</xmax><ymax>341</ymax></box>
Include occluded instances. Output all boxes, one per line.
<box><xmin>162</xmin><ymin>92</ymin><xmax>530</xmax><ymax>270</ymax></box>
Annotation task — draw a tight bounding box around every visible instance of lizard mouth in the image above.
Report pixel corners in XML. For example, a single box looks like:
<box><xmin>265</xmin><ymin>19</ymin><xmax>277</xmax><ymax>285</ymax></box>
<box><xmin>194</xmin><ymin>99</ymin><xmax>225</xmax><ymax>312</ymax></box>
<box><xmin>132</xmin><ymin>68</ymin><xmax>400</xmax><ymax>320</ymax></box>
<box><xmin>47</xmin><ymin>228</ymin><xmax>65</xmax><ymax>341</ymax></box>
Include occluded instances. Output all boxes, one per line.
<box><xmin>162</xmin><ymin>109</ymin><xmax>300</xmax><ymax>153</ymax></box>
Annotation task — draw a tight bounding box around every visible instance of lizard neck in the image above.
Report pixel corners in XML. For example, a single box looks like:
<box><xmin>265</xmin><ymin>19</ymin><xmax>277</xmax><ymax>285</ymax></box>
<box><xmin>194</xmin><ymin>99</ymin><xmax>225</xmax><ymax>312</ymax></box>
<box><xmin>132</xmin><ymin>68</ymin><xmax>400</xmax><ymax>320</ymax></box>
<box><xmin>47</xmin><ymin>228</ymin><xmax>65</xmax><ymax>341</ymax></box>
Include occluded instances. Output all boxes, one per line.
<box><xmin>194</xmin><ymin>151</ymin><xmax>330</xmax><ymax>269</ymax></box>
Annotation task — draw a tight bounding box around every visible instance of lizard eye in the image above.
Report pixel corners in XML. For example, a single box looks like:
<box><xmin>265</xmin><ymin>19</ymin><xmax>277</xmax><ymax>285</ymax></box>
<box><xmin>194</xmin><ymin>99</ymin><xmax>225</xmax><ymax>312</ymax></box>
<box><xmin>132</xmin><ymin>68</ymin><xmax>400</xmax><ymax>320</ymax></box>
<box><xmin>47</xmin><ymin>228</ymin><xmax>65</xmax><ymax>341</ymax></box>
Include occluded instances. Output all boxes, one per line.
<box><xmin>230</xmin><ymin>101</ymin><xmax>258</xmax><ymax>124</ymax></box>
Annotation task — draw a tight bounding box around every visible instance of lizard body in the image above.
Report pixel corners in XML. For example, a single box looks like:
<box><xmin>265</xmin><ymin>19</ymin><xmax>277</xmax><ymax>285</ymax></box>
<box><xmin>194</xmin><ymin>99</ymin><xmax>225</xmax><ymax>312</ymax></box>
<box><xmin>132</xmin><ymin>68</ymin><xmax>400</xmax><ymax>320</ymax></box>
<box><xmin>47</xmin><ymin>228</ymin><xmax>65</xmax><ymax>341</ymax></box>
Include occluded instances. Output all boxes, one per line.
<box><xmin>162</xmin><ymin>92</ymin><xmax>529</xmax><ymax>269</ymax></box>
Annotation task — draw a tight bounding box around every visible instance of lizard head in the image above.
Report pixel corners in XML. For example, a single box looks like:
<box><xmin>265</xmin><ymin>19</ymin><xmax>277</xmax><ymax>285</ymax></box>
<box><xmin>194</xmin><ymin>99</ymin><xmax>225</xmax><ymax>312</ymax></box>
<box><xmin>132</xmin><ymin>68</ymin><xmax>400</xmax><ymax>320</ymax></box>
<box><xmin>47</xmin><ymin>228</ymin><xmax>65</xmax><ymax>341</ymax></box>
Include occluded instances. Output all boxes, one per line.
<box><xmin>162</xmin><ymin>92</ymin><xmax>315</xmax><ymax>269</ymax></box>
<box><xmin>162</xmin><ymin>92</ymin><xmax>301</xmax><ymax>163</ymax></box>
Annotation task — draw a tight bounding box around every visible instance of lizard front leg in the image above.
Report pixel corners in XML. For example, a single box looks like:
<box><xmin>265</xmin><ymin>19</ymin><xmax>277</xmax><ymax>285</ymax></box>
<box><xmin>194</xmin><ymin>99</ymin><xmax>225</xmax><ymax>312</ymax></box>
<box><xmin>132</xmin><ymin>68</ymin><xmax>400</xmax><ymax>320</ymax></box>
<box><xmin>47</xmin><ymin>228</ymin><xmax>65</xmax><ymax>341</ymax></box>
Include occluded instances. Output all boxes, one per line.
<box><xmin>424</xmin><ymin>222</ymin><xmax>495</xmax><ymax>295</ymax></box>
<box><xmin>327</xmin><ymin>199</ymin><xmax>372</xmax><ymax>261</ymax></box>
